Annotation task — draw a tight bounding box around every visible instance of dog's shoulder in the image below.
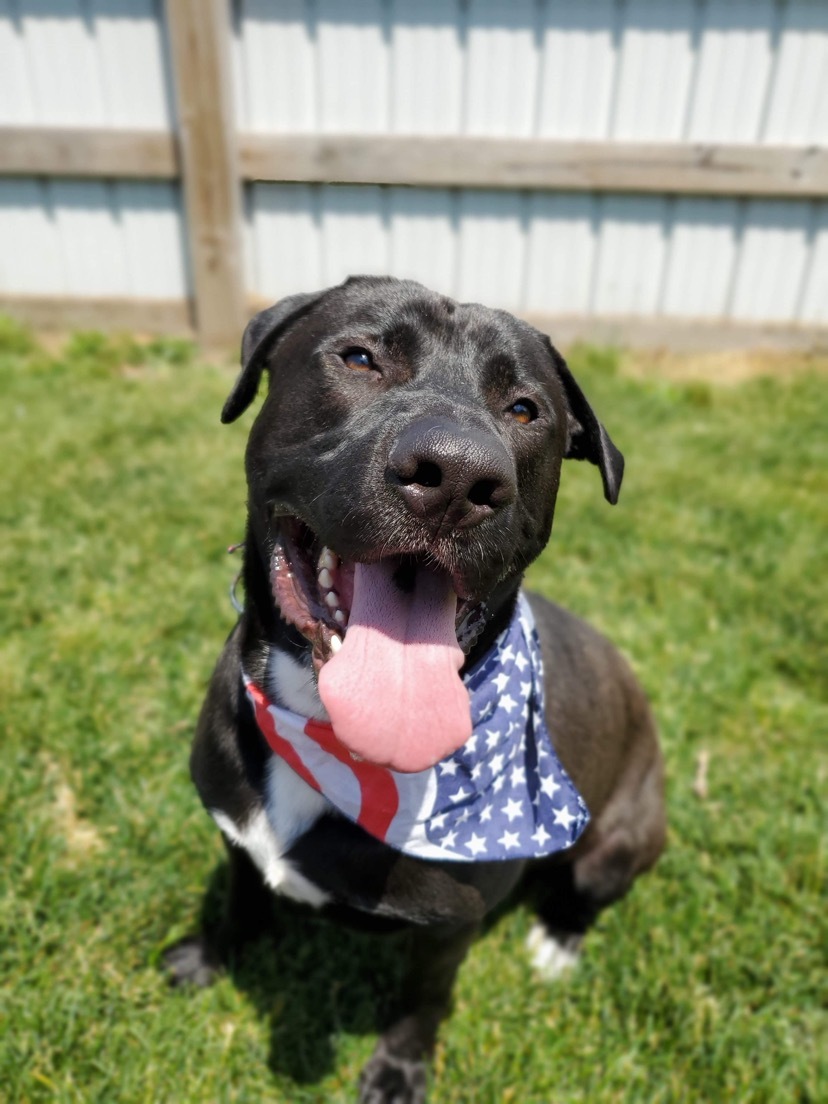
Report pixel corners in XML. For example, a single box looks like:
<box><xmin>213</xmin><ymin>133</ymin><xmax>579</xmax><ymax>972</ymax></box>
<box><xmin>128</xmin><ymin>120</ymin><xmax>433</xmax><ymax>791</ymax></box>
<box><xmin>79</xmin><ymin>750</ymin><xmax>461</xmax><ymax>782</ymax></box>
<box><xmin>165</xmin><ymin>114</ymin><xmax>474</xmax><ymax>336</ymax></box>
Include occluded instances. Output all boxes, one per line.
<box><xmin>525</xmin><ymin>590</ymin><xmax>657</xmax><ymax>809</ymax></box>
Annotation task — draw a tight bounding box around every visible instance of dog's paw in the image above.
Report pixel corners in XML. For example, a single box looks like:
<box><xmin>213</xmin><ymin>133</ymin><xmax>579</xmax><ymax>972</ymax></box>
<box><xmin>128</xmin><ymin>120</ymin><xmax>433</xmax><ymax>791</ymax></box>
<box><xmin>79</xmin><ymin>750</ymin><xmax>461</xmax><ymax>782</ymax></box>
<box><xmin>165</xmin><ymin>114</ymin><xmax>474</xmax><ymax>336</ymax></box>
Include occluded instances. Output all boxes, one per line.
<box><xmin>526</xmin><ymin>922</ymin><xmax>582</xmax><ymax>982</ymax></box>
<box><xmin>162</xmin><ymin>935</ymin><xmax>221</xmax><ymax>989</ymax></box>
<box><xmin>359</xmin><ymin>1041</ymin><xmax>428</xmax><ymax>1104</ymax></box>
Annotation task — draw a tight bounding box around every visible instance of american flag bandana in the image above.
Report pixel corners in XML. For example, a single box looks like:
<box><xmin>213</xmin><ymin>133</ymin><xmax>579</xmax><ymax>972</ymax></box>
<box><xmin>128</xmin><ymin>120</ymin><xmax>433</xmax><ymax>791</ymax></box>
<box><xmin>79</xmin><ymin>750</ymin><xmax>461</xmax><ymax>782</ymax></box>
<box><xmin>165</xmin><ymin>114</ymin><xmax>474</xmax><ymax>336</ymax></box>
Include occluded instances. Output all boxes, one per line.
<box><xmin>244</xmin><ymin>593</ymin><xmax>589</xmax><ymax>862</ymax></box>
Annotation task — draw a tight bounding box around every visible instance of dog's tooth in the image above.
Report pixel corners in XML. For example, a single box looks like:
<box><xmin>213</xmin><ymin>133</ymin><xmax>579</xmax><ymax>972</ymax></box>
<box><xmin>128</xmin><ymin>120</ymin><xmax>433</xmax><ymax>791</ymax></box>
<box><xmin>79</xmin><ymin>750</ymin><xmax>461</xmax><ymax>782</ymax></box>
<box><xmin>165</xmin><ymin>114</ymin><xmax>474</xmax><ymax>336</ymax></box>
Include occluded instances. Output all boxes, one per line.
<box><xmin>334</xmin><ymin>609</ymin><xmax>346</xmax><ymax>626</ymax></box>
<box><xmin>330</xmin><ymin>634</ymin><xmax>342</xmax><ymax>654</ymax></box>
<box><xmin>318</xmin><ymin>547</ymin><xmax>336</xmax><ymax>571</ymax></box>
<box><xmin>318</xmin><ymin>567</ymin><xmax>333</xmax><ymax>590</ymax></box>
<box><xmin>325</xmin><ymin>590</ymin><xmax>340</xmax><ymax>609</ymax></box>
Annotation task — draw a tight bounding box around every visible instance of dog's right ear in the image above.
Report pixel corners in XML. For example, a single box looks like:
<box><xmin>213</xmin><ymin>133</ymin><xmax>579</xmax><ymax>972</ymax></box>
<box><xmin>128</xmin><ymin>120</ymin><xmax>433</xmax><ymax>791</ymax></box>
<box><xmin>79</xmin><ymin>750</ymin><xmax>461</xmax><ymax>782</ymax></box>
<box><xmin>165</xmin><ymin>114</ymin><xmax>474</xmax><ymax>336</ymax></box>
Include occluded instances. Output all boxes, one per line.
<box><xmin>221</xmin><ymin>291</ymin><xmax>322</xmax><ymax>424</ymax></box>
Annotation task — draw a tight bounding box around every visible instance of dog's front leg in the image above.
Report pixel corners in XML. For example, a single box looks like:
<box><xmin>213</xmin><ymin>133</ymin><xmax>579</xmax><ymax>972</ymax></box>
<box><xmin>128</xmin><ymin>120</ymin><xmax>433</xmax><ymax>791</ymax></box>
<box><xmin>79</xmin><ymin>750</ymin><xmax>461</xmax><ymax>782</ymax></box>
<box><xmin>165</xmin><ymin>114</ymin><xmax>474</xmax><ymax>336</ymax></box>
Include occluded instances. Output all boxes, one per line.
<box><xmin>164</xmin><ymin>840</ymin><xmax>273</xmax><ymax>987</ymax></box>
<box><xmin>360</xmin><ymin>922</ymin><xmax>477</xmax><ymax>1104</ymax></box>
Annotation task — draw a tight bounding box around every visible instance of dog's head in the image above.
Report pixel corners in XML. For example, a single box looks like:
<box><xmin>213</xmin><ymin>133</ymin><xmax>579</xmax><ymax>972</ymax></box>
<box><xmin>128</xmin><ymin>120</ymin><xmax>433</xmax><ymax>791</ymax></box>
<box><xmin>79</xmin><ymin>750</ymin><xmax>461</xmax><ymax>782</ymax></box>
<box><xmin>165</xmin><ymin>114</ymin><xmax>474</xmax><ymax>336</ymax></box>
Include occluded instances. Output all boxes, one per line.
<box><xmin>223</xmin><ymin>277</ymin><xmax>623</xmax><ymax>771</ymax></box>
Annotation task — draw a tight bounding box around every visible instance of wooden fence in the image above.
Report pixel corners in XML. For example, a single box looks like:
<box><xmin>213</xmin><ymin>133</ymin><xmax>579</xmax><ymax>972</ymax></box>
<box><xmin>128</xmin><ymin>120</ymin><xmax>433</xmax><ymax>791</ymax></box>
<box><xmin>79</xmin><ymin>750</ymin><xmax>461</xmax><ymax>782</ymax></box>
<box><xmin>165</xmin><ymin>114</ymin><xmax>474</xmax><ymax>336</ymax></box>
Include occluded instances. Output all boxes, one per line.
<box><xmin>1</xmin><ymin>0</ymin><xmax>828</xmax><ymax>349</ymax></box>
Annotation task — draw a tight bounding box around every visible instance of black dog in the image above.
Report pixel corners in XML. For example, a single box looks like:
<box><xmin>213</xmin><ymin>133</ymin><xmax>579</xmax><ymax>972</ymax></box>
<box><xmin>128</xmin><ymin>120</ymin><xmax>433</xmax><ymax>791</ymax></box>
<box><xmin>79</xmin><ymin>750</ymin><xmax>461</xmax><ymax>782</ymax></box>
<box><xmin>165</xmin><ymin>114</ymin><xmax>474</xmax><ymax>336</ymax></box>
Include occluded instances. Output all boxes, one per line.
<box><xmin>167</xmin><ymin>277</ymin><xmax>665</xmax><ymax>1102</ymax></box>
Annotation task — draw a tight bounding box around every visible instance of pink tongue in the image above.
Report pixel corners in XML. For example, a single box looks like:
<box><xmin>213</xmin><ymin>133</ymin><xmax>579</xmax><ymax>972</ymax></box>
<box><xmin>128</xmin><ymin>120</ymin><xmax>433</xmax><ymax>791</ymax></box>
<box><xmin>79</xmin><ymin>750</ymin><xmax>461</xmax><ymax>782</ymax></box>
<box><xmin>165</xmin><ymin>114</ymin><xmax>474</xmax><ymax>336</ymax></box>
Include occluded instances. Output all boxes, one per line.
<box><xmin>317</xmin><ymin>561</ymin><xmax>471</xmax><ymax>773</ymax></box>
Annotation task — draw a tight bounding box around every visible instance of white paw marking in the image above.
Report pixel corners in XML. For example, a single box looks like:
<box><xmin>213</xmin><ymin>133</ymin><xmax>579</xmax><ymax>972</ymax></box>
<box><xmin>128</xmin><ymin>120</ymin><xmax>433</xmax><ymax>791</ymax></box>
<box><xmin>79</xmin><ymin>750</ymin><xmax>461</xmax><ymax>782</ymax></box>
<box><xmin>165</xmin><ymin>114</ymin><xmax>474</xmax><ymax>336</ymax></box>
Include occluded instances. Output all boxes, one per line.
<box><xmin>526</xmin><ymin>922</ymin><xmax>582</xmax><ymax>981</ymax></box>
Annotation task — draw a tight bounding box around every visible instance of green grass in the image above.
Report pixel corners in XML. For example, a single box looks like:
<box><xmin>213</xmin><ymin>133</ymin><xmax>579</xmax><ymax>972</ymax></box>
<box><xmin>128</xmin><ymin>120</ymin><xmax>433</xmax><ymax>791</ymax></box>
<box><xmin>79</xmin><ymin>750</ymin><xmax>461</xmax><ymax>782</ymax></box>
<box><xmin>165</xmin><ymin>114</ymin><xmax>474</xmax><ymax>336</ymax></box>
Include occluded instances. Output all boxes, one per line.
<box><xmin>1</xmin><ymin>319</ymin><xmax>825</xmax><ymax>1104</ymax></box>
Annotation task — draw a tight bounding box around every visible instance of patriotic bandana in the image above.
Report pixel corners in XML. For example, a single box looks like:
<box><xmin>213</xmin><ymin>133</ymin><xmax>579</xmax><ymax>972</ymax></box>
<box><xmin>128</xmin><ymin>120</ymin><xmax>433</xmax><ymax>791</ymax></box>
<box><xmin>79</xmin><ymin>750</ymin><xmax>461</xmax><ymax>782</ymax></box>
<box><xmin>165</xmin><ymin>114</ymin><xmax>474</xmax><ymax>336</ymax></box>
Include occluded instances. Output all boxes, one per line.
<box><xmin>244</xmin><ymin>593</ymin><xmax>589</xmax><ymax>862</ymax></box>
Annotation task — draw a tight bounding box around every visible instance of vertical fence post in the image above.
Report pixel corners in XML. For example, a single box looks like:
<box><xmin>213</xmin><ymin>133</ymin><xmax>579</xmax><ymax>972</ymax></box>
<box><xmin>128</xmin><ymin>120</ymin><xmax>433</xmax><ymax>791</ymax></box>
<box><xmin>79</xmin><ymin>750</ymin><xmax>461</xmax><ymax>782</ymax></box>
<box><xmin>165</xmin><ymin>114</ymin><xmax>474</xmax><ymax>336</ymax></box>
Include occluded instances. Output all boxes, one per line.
<box><xmin>165</xmin><ymin>0</ymin><xmax>245</xmax><ymax>351</ymax></box>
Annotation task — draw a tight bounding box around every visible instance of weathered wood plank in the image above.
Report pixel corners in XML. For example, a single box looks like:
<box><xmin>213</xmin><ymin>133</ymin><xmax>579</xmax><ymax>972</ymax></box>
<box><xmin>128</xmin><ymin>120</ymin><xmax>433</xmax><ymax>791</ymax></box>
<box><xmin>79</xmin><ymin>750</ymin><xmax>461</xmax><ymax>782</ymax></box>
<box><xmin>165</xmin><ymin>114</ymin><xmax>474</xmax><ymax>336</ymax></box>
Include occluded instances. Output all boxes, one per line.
<box><xmin>2</xmin><ymin>126</ymin><xmax>825</xmax><ymax>199</ymax></box>
<box><xmin>0</xmin><ymin>294</ymin><xmax>192</xmax><ymax>335</ymax></box>
<box><xmin>164</xmin><ymin>0</ymin><xmax>245</xmax><ymax>350</ymax></box>
<box><xmin>0</xmin><ymin>126</ymin><xmax>178</xmax><ymax>179</ymax></box>
<box><xmin>4</xmin><ymin>293</ymin><xmax>826</xmax><ymax>352</ymax></box>
<box><xmin>240</xmin><ymin>135</ymin><xmax>828</xmax><ymax>198</ymax></box>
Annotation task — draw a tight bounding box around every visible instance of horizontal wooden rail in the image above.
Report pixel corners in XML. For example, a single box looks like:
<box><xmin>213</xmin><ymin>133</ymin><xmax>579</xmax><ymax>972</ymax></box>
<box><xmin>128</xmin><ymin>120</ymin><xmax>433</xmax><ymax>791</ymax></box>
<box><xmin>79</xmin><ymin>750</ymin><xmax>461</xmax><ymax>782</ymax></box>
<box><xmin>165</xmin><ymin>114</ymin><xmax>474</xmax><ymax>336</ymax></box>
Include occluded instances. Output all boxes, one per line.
<box><xmin>0</xmin><ymin>126</ymin><xmax>179</xmax><ymax>179</ymax></box>
<box><xmin>0</xmin><ymin>293</ymin><xmax>192</xmax><ymax>334</ymax></box>
<box><xmin>2</xmin><ymin>126</ymin><xmax>827</xmax><ymax>198</ymax></box>
<box><xmin>5</xmin><ymin>291</ymin><xmax>827</xmax><ymax>353</ymax></box>
<box><xmin>240</xmin><ymin>134</ymin><xmax>828</xmax><ymax>198</ymax></box>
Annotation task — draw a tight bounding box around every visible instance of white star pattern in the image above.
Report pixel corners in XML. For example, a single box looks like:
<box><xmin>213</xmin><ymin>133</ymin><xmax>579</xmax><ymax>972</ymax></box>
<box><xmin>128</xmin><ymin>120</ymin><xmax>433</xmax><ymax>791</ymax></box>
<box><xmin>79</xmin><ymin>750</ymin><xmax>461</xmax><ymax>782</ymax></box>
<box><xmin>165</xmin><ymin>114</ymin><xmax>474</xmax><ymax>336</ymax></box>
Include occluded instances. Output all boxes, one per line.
<box><xmin>503</xmin><ymin>797</ymin><xmax>523</xmax><ymax>822</ymax></box>
<box><xmin>553</xmin><ymin>805</ymin><xmax>577</xmax><ymax>830</ymax></box>
<box><xmin>539</xmin><ymin>774</ymin><xmax>561</xmax><ymax>799</ymax></box>
<box><xmin>395</xmin><ymin>593</ymin><xmax>590</xmax><ymax>862</ymax></box>
<box><xmin>510</xmin><ymin>764</ymin><xmax>526</xmax><ymax>787</ymax></box>
<box><xmin>465</xmin><ymin>833</ymin><xmax>487</xmax><ymax>856</ymax></box>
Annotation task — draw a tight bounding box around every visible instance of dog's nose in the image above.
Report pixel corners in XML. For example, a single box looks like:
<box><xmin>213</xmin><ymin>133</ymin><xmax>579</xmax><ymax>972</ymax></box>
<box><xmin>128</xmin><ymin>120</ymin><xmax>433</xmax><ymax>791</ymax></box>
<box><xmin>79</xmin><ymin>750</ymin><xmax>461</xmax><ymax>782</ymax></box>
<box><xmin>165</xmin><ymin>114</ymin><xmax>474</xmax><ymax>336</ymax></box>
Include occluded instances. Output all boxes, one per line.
<box><xmin>387</xmin><ymin>418</ymin><xmax>516</xmax><ymax>530</ymax></box>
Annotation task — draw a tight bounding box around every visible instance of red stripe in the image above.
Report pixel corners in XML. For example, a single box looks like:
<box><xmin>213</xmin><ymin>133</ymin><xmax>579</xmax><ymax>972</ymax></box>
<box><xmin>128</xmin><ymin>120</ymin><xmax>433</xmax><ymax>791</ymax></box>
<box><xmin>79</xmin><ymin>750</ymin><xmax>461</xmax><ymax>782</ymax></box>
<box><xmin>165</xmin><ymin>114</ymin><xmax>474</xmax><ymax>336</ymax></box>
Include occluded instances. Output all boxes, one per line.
<box><xmin>305</xmin><ymin>718</ymin><xmax>400</xmax><ymax>840</ymax></box>
<box><xmin>246</xmin><ymin>679</ymin><xmax>400</xmax><ymax>842</ymax></box>
<box><xmin>245</xmin><ymin>681</ymin><xmax>322</xmax><ymax>797</ymax></box>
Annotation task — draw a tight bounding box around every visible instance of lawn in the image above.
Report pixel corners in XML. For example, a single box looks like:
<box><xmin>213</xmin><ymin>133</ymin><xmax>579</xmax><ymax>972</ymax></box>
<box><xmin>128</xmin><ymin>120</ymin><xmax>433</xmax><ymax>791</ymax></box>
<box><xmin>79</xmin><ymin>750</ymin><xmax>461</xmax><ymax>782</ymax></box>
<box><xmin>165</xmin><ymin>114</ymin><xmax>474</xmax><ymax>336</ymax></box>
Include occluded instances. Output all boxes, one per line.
<box><xmin>0</xmin><ymin>318</ymin><xmax>825</xmax><ymax>1104</ymax></box>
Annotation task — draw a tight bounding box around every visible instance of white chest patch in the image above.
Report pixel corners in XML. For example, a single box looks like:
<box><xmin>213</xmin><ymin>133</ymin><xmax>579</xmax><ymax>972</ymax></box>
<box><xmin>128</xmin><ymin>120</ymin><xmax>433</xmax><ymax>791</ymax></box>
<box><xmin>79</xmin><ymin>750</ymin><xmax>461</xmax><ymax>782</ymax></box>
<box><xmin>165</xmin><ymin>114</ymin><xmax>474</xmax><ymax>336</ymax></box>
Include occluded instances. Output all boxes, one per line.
<box><xmin>266</xmin><ymin>647</ymin><xmax>329</xmax><ymax>720</ymax></box>
<box><xmin>211</xmin><ymin>649</ymin><xmax>335</xmax><ymax>908</ymax></box>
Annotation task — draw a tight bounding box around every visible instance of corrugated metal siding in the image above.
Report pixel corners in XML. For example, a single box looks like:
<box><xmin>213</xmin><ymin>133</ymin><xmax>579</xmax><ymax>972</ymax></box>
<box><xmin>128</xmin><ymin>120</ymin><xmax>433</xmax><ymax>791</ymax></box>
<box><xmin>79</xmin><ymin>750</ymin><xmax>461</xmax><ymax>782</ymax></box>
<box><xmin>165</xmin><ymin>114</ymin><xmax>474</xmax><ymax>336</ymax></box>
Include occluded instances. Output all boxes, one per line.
<box><xmin>231</xmin><ymin>0</ymin><xmax>828</xmax><ymax>143</ymax></box>
<box><xmin>246</xmin><ymin>186</ymin><xmax>828</xmax><ymax>325</ymax></box>
<box><xmin>2</xmin><ymin>0</ymin><xmax>828</xmax><ymax>326</ymax></box>
<box><xmin>0</xmin><ymin>0</ymin><xmax>187</xmax><ymax>298</ymax></box>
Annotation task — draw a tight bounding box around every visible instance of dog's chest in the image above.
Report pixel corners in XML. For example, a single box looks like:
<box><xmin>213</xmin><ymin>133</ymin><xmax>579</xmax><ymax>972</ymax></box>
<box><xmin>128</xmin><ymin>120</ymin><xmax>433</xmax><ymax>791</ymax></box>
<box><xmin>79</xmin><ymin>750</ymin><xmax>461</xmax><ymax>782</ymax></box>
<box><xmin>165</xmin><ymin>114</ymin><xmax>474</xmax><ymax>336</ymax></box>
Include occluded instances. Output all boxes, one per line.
<box><xmin>212</xmin><ymin>649</ymin><xmax>334</xmax><ymax>907</ymax></box>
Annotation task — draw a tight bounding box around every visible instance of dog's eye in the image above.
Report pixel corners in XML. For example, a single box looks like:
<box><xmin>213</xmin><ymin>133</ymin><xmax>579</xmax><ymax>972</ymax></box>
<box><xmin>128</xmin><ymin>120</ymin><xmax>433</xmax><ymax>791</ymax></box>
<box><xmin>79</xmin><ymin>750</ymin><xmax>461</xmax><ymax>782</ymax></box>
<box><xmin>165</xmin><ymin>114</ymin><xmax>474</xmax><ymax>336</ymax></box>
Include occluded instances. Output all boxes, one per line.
<box><xmin>508</xmin><ymin>400</ymin><xmax>537</xmax><ymax>425</ymax></box>
<box><xmin>342</xmin><ymin>348</ymin><xmax>374</xmax><ymax>371</ymax></box>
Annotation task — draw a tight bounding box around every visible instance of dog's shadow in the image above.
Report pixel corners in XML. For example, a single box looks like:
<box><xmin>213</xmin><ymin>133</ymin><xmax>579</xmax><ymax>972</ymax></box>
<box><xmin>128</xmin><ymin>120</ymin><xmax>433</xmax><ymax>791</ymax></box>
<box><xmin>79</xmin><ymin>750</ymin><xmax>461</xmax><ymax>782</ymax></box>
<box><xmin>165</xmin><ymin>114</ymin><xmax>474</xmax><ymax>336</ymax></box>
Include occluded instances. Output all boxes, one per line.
<box><xmin>195</xmin><ymin>860</ymin><xmax>408</xmax><ymax>1085</ymax></box>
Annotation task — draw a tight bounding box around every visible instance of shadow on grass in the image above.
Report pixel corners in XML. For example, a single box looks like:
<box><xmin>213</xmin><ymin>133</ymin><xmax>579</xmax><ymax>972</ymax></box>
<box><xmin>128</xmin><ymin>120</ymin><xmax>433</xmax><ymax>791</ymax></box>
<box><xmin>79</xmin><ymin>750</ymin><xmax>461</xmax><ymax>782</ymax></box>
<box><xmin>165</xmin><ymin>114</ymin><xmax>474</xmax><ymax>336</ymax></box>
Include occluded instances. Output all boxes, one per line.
<box><xmin>193</xmin><ymin>859</ymin><xmax>409</xmax><ymax>1086</ymax></box>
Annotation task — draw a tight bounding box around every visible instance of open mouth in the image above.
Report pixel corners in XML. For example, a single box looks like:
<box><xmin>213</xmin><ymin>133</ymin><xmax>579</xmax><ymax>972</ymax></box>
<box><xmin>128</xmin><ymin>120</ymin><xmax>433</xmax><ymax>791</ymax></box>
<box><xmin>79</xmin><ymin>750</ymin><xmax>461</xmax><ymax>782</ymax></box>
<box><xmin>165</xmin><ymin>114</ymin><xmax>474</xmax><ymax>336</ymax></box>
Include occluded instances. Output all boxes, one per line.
<box><xmin>270</xmin><ymin>517</ymin><xmax>488</xmax><ymax>672</ymax></box>
<box><xmin>269</xmin><ymin>517</ymin><xmax>489</xmax><ymax>773</ymax></box>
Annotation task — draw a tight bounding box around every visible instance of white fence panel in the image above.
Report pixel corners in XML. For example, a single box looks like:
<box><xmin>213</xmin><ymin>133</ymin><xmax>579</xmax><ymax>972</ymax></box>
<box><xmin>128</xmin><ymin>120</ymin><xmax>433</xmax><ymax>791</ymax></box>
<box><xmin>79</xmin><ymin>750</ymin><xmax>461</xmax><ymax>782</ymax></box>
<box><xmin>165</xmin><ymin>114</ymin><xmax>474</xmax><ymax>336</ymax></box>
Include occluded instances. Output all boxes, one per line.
<box><xmin>390</xmin><ymin>1</ymin><xmax>464</xmax><ymax>135</ymax></box>
<box><xmin>1</xmin><ymin>0</ymin><xmax>827</xmax><ymax>332</ymax></box>
<box><xmin>537</xmin><ymin>1</ymin><xmax>618</xmax><ymax>139</ymax></box>
<box><xmin>800</xmin><ymin>205</ymin><xmax>828</xmax><ymax>324</ymax></box>
<box><xmin>0</xmin><ymin>178</ymin><xmax>188</xmax><ymax>296</ymax></box>
<box><xmin>660</xmin><ymin>198</ymin><xmax>740</xmax><ymax>319</ymax></box>
<box><xmin>686</xmin><ymin>0</ymin><xmax>775</xmax><ymax>142</ymax></box>
<box><xmin>763</xmin><ymin>0</ymin><xmax>828</xmax><ymax>143</ymax></box>
<box><xmin>730</xmin><ymin>200</ymin><xmax>813</xmax><ymax>322</ymax></box>
<box><xmin>1</xmin><ymin>0</ymin><xmax>172</xmax><ymax>128</ymax></box>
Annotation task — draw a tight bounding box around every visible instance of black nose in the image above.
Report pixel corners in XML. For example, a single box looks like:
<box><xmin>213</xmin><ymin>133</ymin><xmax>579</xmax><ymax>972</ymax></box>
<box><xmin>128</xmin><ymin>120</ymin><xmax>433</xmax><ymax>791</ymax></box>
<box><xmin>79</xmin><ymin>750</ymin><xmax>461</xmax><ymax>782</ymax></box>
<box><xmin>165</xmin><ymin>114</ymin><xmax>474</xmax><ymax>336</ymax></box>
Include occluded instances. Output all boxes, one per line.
<box><xmin>387</xmin><ymin>418</ymin><xmax>516</xmax><ymax>531</ymax></box>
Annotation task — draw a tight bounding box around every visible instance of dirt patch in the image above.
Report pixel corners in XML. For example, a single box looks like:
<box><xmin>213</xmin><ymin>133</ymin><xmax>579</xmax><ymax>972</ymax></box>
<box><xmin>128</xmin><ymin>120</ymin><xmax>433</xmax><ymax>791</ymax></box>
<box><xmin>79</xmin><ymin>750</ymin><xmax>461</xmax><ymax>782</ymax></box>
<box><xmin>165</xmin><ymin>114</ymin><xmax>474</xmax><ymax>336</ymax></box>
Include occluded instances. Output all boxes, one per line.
<box><xmin>43</xmin><ymin>756</ymin><xmax>106</xmax><ymax>868</ymax></box>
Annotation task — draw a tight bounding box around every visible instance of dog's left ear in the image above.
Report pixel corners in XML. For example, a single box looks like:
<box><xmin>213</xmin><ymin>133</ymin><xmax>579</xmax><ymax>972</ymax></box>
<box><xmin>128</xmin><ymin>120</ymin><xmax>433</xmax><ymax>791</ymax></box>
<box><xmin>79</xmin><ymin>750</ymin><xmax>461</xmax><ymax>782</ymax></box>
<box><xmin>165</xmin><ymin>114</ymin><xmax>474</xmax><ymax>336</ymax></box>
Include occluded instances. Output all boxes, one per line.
<box><xmin>546</xmin><ymin>339</ymin><xmax>624</xmax><ymax>504</ymax></box>
<box><xmin>221</xmin><ymin>291</ymin><xmax>323</xmax><ymax>424</ymax></box>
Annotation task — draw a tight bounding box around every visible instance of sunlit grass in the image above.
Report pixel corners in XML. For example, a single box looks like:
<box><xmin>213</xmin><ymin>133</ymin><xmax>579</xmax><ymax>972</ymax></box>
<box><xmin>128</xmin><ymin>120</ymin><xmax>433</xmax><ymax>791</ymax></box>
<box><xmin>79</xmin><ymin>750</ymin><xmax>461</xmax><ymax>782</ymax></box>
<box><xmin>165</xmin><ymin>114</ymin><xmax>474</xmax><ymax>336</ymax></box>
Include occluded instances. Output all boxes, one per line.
<box><xmin>1</xmin><ymin>320</ymin><xmax>825</xmax><ymax>1103</ymax></box>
